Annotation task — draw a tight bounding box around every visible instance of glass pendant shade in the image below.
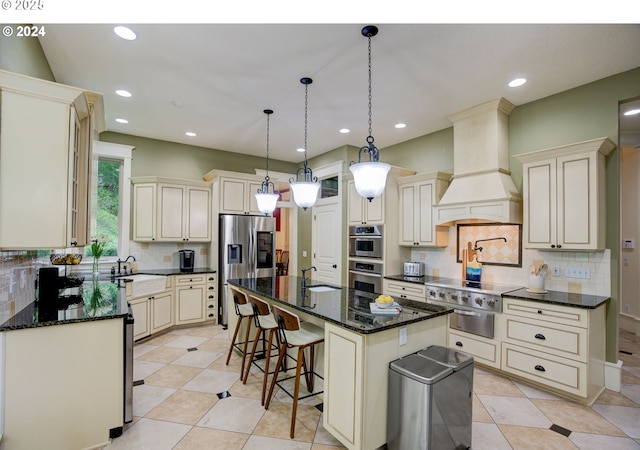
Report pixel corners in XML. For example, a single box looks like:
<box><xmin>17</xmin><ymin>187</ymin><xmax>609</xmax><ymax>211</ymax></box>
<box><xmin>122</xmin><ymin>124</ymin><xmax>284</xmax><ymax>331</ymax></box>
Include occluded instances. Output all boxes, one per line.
<box><xmin>290</xmin><ymin>178</ymin><xmax>320</xmax><ymax>210</ymax></box>
<box><xmin>350</xmin><ymin>160</ymin><xmax>391</xmax><ymax>201</ymax></box>
<box><xmin>255</xmin><ymin>191</ymin><xmax>279</xmax><ymax>215</ymax></box>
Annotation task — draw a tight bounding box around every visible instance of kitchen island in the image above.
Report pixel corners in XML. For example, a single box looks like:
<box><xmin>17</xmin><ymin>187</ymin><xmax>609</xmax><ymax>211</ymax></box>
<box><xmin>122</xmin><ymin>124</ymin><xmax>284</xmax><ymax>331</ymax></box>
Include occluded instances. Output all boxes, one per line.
<box><xmin>228</xmin><ymin>276</ymin><xmax>452</xmax><ymax>450</ymax></box>
<box><xmin>0</xmin><ymin>274</ymin><xmax>130</xmax><ymax>450</ymax></box>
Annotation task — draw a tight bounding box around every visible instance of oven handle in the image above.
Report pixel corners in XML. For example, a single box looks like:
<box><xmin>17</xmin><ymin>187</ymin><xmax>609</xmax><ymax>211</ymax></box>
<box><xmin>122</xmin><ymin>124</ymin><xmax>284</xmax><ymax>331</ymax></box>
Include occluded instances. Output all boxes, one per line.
<box><xmin>453</xmin><ymin>308</ymin><xmax>490</xmax><ymax>317</ymax></box>
<box><xmin>349</xmin><ymin>270</ymin><xmax>382</xmax><ymax>278</ymax></box>
<box><xmin>351</xmin><ymin>235</ymin><xmax>383</xmax><ymax>239</ymax></box>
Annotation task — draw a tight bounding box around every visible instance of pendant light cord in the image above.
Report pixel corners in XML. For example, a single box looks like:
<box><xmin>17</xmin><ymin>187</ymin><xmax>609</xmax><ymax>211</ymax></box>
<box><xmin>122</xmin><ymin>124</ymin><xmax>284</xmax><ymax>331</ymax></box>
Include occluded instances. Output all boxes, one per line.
<box><xmin>367</xmin><ymin>34</ymin><xmax>373</xmax><ymax>139</ymax></box>
<box><xmin>265</xmin><ymin>111</ymin><xmax>271</xmax><ymax>181</ymax></box>
<box><xmin>303</xmin><ymin>81</ymin><xmax>309</xmax><ymax>171</ymax></box>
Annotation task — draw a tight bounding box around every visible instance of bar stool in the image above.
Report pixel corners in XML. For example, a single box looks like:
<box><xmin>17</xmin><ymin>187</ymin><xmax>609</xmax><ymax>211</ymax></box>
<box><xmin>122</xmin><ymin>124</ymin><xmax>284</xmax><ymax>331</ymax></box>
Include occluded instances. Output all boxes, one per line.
<box><xmin>242</xmin><ymin>295</ymin><xmax>280</xmax><ymax>405</ymax></box>
<box><xmin>264</xmin><ymin>304</ymin><xmax>324</xmax><ymax>439</ymax></box>
<box><xmin>225</xmin><ymin>288</ymin><xmax>255</xmax><ymax>378</ymax></box>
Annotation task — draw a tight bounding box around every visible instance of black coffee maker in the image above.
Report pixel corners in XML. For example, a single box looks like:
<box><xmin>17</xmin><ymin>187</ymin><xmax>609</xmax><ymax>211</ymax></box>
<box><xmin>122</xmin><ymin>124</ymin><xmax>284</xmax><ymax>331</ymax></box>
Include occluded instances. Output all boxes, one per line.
<box><xmin>179</xmin><ymin>249</ymin><xmax>195</xmax><ymax>272</ymax></box>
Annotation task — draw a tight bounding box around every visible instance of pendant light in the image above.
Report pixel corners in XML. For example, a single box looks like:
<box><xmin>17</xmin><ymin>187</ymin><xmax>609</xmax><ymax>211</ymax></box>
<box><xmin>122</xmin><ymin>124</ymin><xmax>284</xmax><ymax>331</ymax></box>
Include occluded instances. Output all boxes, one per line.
<box><xmin>349</xmin><ymin>25</ymin><xmax>391</xmax><ymax>202</ymax></box>
<box><xmin>254</xmin><ymin>109</ymin><xmax>279</xmax><ymax>215</ymax></box>
<box><xmin>289</xmin><ymin>77</ymin><xmax>320</xmax><ymax>210</ymax></box>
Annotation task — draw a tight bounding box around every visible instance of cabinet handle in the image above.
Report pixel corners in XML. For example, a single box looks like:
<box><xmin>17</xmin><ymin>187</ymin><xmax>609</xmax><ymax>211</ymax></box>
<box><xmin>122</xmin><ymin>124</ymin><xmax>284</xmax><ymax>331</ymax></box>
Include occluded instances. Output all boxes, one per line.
<box><xmin>208</xmin><ymin>295</ymin><xmax>214</xmax><ymax>299</ymax></box>
<box><xmin>534</xmin><ymin>365</ymin><xmax>546</xmax><ymax>372</ymax></box>
<box><xmin>208</xmin><ymin>304</ymin><xmax>214</xmax><ymax>308</ymax></box>
<box><xmin>455</xmin><ymin>341</ymin><xmax>463</xmax><ymax>347</ymax></box>
<box><xmin>537</xmin><ymin>310</ymin><xmax>542</xmax><ymax>314</ymax></box>
<box><xmin>70</xmin><ymin>240</ymin><xmax>77</xmax><ymax>246</ymax></box>
<box><xmin>208</xmin><ymin>286</ymin><xmax>214</xmax><ymax>290</ymax></box>
<box><xmin>551</xmin><ymin>244</ymin><xmax>556</xmax><ymax>248</ymax></box>
<box><xmin>534</xmin><ymin>333</ymin><xmax>546</xmax><ymax>340</ymax></box>
<box><xmin>208</xmin><ymin>277</ymin><xmax>214</xmax><ymax>281</ymax></box>
<box><xmin>208</xmin><ymin>313</ymin><xmax>215</xmax><ymax>317</ymax></box>
<box><xmin>557</xmin><ymin>245</ymin><xmax>562</xmax><ymax>248</ymax></box>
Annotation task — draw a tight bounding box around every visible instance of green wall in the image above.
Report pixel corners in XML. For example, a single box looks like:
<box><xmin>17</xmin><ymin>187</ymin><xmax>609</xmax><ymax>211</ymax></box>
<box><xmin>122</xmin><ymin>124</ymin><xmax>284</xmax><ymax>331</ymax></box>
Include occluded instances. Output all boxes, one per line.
<box><xmin>101</xmin><ymin>131</ymin><xmax>298</xmax><ymax>179</ymax></box>
<box><xmin>0</xmin><ymin>29</ymin><xmax>54</xmax><ymax>81</ymax></box>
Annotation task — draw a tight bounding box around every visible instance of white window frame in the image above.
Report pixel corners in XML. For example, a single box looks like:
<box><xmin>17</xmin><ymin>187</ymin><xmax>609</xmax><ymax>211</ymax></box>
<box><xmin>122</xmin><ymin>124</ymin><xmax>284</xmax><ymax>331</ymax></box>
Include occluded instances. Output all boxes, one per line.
<box><xmin>92</xmin><ymin>141</ymin><xmax>133</xmax><ymax>261</ymax></box>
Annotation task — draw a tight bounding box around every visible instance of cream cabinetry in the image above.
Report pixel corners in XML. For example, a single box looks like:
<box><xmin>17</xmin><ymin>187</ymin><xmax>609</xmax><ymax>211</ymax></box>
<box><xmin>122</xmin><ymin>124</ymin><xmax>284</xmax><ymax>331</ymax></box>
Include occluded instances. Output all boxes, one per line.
<box><xmin>515</xmin><ymin>137</ymin><xmax>615</xmax><ymax>250</ymax></box>
<box><xmin>204</xmin><ymin>169</ymin><xmax>266</xmax><ymax>215</ymax></box>
<box><xmin>383</xmin><ymin>279</ymin><xmax>426</xmax><ymax>302</ymax></box>
<box><xmin>175</xmin><ymin>273</ymin><xmax>208</xmax><ymax>325</ymax></box>
<box><xmin>323</xmin><ymin>317</ymin><xmax>447</xmax><ymax>450</ymax></box>
<box><xmin>132</xmin><ymin>177</ymin><xmax>212</xmax><ymax>242</ymax></box>
<box><xmin>205</xmin><ymin>273</ymin><xmax>217</xmax><ymax>322</ymax></box>
<box><xmin>397</xmin><ymin>172</ymin><xmax>451</xmax><ymax>247</ymax></box>
<box><xmin>127</xmin><ymin>277</ymin><xmax>174</xmax><ymax>340</ymax></box>
<box><xmin>449</xmin><ymin>329</ymin><xmax>501</xmax><ymax>369</ymax></box>
<box><xmin>0</xmin><ymin>70</ymin><xmax>104</xmax><ymax>249</ymax></box>
<box><xmin>501</xmin><ymin>297</ymin><xmax>605</xmax><ymax>404</ymax></box>
<box><xmin>347</xmin><ymin>179</ymin><xmax>384</xmax><ymax>225</ymax></box>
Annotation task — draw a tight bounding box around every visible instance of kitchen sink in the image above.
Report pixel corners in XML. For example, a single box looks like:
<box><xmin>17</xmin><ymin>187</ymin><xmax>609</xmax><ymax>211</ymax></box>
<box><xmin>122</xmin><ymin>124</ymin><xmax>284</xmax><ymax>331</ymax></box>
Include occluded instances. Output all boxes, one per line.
<box><xmin>306</xmin><ymin>285</ymin><xmax>341</xmax><ymax>293</ymax></box>
<box><xmin>122</xmin><ymin>274</ymin><xmax>167</xmax><ymax>297</ymax></box>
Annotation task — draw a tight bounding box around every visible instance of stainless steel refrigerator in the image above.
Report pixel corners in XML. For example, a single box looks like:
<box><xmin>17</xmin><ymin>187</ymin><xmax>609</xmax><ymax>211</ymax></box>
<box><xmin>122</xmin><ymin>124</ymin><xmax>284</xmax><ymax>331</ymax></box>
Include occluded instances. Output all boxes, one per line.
<box><xmin>218</xmin><ymin>214</ymin><xmax>276</xmax><ymax>326</ymax></box>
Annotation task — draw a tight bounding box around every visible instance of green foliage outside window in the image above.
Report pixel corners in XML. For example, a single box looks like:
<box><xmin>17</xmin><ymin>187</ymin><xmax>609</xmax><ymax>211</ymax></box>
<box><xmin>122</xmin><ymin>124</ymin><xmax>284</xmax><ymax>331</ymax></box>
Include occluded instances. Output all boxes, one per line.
<box><xmin>85</xmin><ymin>159</ymin><xmax>120</xmax><ymax>257</ymax></box>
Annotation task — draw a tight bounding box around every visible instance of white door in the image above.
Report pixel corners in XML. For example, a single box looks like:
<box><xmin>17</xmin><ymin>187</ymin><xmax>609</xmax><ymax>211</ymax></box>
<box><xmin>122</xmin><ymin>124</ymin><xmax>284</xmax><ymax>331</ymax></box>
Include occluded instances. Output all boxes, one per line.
<box><xmin>313</xmin><ymin>203</ymin><xmax>341</xmax><ymax>285</ymax></box>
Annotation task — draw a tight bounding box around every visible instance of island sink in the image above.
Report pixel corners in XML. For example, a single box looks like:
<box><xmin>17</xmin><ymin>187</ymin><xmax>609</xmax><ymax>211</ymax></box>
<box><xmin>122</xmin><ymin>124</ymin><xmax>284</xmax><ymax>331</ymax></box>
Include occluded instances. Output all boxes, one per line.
<box><xmin>306</xmin><ymin>285</ymin><xmax>341</xmax><ymax>293</ymax></box>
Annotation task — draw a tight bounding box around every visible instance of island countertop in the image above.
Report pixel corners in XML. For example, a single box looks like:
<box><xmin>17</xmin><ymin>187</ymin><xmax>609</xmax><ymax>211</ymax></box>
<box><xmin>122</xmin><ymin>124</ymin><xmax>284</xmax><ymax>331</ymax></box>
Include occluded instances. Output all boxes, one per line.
<box><xmin>228</xmin><ymin>276</ymin><xmax>451</xmax><ymax>335</ymax></box>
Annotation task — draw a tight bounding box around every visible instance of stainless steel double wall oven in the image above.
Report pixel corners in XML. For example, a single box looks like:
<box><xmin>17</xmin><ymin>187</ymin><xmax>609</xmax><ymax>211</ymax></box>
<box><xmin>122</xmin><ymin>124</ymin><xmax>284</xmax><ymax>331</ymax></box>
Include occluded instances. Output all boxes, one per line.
<box><xmin>348</xmin><ymin>225</ymin><xmax>384</xmax><ymax>311</ymax></box>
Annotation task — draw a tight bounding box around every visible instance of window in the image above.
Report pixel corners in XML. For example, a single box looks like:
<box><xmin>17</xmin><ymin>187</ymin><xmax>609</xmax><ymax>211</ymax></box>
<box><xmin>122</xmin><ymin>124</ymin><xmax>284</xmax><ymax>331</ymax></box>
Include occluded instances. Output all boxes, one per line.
<box><xmin>87</xmin><ymin>142</ymin><xmax>133</xmax><ymax>261</ymax></box>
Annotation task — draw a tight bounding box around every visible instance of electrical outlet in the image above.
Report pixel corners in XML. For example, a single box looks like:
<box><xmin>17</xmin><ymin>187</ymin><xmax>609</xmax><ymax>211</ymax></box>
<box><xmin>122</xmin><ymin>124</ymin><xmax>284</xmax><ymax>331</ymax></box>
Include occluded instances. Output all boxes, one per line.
<box><xmin>302</xmin><ymin>250</ymin><xmax>307</xmax><ymax>257</ymax></box>
<box><xmin>552</xmin><ymin>265</ymin><xmax>561</xmax><ymax>277</ymax></box>
<box><xmin>624</xmin><ymin>304</ymin><xmax>631</xmax><ymax>313</ymax></box>
<box><xmin>399</xmin><ymin>327</ymin><xmax>407</xmax><ymax>346</ymax></box>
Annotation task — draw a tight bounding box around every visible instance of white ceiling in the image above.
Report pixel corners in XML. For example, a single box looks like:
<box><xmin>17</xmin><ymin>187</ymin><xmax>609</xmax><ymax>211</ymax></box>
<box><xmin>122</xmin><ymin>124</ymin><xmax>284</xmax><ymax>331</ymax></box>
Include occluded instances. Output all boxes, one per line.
<box><xmin>38</xmin><ymin>24</ymin><xmax>640</xmax><ymax>163</ymax></box>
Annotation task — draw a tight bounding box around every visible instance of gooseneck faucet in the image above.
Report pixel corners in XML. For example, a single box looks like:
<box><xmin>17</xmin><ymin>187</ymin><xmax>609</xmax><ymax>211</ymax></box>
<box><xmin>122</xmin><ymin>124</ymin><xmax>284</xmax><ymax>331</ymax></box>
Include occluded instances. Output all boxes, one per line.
<box><xmin>117</xmin><ymin>255</ymin><xmax>137</xmax><ymax>275</ymax></box>
<box><xmin>300</xmin><ymin>266</ymin><xmax>317</xmax><ymax>289</ymax></box>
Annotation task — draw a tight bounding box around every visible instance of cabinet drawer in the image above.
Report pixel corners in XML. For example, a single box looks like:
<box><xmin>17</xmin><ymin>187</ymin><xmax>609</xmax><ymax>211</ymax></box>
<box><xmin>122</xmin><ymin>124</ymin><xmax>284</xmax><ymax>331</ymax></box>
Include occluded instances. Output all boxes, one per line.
<box><xmin>449</xmin><ymin>331</ymin><xmax>499</xmax><ymax>368</ymax></box>
<box><xmin>206</xmin><ymin>300</ymin><xmax>217</xmax><ymax>321</ymax></box>
<box><xmin>175</xmin><ymin>274</ymin><xmax>206</xmax><ymax>286</ymax></box>
<box><xmin>502</xmin><ymin>342</ymin><xmax>586</xmax><ymax>397</ymax></box>
<box><xmin>384</xmin><ymin>281</ymin><xmax>426</xmax><ymax>301</ymax></box>
<box><xmin>503</xmin><ymin>315</ymin><xmax>587</xmax><ymax>362</ymax></box>
<box><xmin>503</xmin><ymin>297</ymin><xmax>588</xmax><ymax>328</ymax></box>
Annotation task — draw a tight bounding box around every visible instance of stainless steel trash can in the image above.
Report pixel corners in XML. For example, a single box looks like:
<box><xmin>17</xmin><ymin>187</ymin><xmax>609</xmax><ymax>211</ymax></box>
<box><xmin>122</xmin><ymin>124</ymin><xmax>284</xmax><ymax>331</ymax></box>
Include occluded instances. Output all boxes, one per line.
<box><xmin>387</xmin><ymin>345</ymin><xmax>473</xmax><ymax>450</ymax></box>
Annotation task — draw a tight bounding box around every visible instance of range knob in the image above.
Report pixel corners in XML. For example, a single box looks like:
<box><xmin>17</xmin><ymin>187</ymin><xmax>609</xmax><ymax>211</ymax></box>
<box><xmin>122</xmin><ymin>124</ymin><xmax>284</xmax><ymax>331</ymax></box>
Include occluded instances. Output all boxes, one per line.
<box><xmin>474</xmin><ymin>297</ymin><xmax>484</xmax><ymax>307</ymax></box>
<box><xmin>438</xmin><ymin>291</ymin><xmax>446</xmax><ymax>299</ymax></box>
<box><xmin>461</xmin><ymin>294</ymin><xmax>469</xmax><ymax>303</ymax></box>
<box><xmin>487</xmin><ymin>299</ymin><xmax>496</xmax><ymax>308</ymax></box>
<box><xmin>450</xmin><ymin>292</ymin><xmax>458</xmax><ymax>301</ymax></box>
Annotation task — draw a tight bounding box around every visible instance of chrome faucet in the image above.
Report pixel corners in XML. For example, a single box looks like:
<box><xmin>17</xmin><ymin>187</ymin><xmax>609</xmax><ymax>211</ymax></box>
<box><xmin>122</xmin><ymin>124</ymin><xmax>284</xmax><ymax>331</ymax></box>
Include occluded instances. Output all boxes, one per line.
<box><xmin>300</xmin><ymin>266</ymin><xmax>317</xmax><ymax>289</ymax></box>
<box><xmin>117</xmin><ymin>255</ymin><xmax>137</xmax><ymax>275</ymax></box>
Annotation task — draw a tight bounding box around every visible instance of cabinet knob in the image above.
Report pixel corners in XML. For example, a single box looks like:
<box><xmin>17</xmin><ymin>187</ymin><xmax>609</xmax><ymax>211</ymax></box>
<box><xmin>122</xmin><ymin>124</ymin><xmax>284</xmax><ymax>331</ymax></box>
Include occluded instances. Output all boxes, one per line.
<box><xmin>332</xmin><ymin>264</ymin><xmax>337</xmax><ymax>269</ymax></box>
<box><xmin>557</xmin><ymin>245</ymin><xmax>562</xmax><ymax>248</ymax></box>
<box><xmin>208</xmin><ymin>277</ymin><xmax>214</xmax><ymax>281</ymax></box>
<box><xmin>534</xmin><ymin>365</ymin><xmax>546</xmax><ymax>372</ymax></box>
<box><xmin>208</xmin><ymin>295</ymin><xmax>214</xmax><ymax>299</ymax></box>
<box><xmin>208</xmin><ymin>286</ymin><xmax>214</xmax><ymax>290</ymax></box>
<box><xmin>208</xmin><ymin>313</ymin><xmax>215</xmax><ymax>317</ymax></box>
<box><xmin>208</xmin><ymin>304</ymin><xmax>214</xmax><ymax>308</ymax></box>
<box><xmin>537</xmin><ymin>310</ymin><xmax>542</xmax><ymax>314</ymax></box>
<box><xmin>551</xmin><ymin>244</ymin><xmax>556</xmax><ymax>248</ymax></box>
<box><xmin>70</xmin><ymin>240</ymin><xmax>78</xmax><ymax>246</ymax></box>
<box><xmin>455</xmin><ymin>341</ymin><xmax>463</xmax><ymax>347</ymax></box>
<box><xmin>534</xmin><ymin>333</ymin><xmax>546</xmax><ymax>340</ymax></box>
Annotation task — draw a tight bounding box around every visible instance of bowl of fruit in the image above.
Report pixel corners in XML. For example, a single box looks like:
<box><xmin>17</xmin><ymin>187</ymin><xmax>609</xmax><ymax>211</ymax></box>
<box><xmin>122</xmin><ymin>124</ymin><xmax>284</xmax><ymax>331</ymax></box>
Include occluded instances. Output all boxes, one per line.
<box><xmin>375</xmin><ymin>294</ymin><xmax>395</xmax><ymax>308</ymax></box>
<box><xmin>50</xmin><ymin>253</ymin><xmax>83</xmax><ymax>265</ymax></box>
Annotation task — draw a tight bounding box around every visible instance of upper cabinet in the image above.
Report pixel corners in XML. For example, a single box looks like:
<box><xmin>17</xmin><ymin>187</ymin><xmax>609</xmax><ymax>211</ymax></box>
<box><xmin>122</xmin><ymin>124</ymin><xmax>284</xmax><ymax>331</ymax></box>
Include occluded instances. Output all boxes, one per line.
<box><xmin>0</xmin><ymin>70</ymin><xmax>104</xmax><ymax>250</ymax></box>
<box><xmin>397</xmin><ymin>172</ymin><xmax>451</xmax><ymax>247</ymax></box>
<box><xmin>203</xmin><ymin>170</ymin><xmax>265</xmax><ymax>216</ymax></box>
<box><xmin>347</xmin><ymin>180</ymin><xmax>384</xmax><ymax>225</ymax></box>
<box><xmin>132</xmin><ymin>177</ymin><xmax>212</xmax><ymax>242</ymax></box>
<box><xmin>515</xmin><ymin>137</ymin><xmax>615</xmax><ymax>251</ymax></box>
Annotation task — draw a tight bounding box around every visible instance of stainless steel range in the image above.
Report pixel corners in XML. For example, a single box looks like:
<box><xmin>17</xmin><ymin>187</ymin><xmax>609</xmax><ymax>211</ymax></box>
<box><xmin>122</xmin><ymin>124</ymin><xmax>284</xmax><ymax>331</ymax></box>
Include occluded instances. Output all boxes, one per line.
<box><xmin>425</xmin><ymin>277</ymin><xmax>522</xmax><ymax>339</ymax></box>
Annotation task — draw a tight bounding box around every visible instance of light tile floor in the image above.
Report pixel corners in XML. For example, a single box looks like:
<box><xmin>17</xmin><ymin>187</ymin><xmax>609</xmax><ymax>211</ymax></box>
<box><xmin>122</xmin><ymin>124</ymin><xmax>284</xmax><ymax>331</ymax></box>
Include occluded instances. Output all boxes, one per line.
<box><xmin>104</xmin><ymin>325</ymin><xmax>640</xmax><ymax>450</ymax></box>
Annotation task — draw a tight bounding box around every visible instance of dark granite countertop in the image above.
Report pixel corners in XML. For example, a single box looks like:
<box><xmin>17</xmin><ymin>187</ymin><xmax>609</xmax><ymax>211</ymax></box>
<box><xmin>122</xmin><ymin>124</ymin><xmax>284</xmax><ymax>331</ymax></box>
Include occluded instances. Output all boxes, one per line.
<box><xmin>228</xmin><ymin>276</ymin><xmax>452</xmax><ymax>335</ymax></box>
<box><xmin>504</xmin><ymin>288</ymin><xmax>610</xmax><ymax>309</ymax></box>
<box><xmin>1</xmin><ymin>274</ymin><xmax>130</xmax><ymax>331</ymax></box>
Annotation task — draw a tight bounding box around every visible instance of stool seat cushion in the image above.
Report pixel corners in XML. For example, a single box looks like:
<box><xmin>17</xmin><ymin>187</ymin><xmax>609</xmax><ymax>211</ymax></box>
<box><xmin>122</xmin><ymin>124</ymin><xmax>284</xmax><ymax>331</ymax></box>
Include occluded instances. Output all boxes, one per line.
<box><xmin>237</xmin><ymin>303</ymin><xmax>254</xmax><ymax>317</ymax></box>
<box><xmin>283</xmin><ymin>322</ymin><xmax>324</xmax><ymax>347</ymax></box>
<box><xmin>256</xmin><ymin>313</ymin><xmax>278</xmax><ymax>330</ymax></box>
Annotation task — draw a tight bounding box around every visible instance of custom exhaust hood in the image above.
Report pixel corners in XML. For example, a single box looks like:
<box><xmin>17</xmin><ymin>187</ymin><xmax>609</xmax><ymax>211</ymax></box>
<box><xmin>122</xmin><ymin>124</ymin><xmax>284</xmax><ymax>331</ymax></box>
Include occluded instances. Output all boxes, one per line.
<box><xmin>434</xmin><ymin>98</ymin><xmax>522</xmax><ymax>225</ymax></box>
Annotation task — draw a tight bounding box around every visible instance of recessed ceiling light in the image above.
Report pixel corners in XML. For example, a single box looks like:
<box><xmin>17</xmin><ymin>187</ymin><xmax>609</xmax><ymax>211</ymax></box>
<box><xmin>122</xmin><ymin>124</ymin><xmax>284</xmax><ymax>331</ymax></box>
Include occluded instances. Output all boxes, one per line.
<box><xmin>624</xmin><ymin>108</ymin><xmax>640</xmax><ymax>116</ymax></box>
<box><xmin>395</xmin><ymin>123</ymin><xmax>407</xmax><ymax>129</ymax></box>
<box><xmin>185</xmin><ymin>131</ymin><xmax>197</xmax><ymax>137</ymax></box>
<box><xmin>296</xmin><ymin>147</ymin><xmax>306</xmax><ymax>153</ymax></box>
<box><xmin>115</xmin><ymin>89</ymin><xmax>132</xmax><ymax>97</ymax></box>
<box><xmin>115</xmin><ymin>118</ymin><xmax>129</xmax><ymax>124</ymax></box>
<box><xmin>339</xmin><ymin>128</ymin><xmax>350</xmax><ymax>134</ymax></box>
<box><xmin>114</xmin><ymin>26</ymin><xmax>136</xmax><ymax>41</ymax></box>
<box><xmin>509</xmin><ymin>78</ymin><xmax>527</xmax><ymax>87</ymax></box>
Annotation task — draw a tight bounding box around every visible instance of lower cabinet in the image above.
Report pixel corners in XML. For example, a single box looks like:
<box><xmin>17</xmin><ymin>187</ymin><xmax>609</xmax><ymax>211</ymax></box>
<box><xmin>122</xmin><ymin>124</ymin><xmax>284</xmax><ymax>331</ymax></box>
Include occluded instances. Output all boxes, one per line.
<box><xmin>500</xmin><ymin>297</ymin><xmax>605</xmax><ymax>404</ymax></box>
<box><xmin>175</xmin><ymin>273</ymin><xmax>207</xmax><ymax>325</ymax></box>
<box><xmin>129</xmin><ymin>290</ymin><xmax>174</xmax><ymax>341</ymax></box>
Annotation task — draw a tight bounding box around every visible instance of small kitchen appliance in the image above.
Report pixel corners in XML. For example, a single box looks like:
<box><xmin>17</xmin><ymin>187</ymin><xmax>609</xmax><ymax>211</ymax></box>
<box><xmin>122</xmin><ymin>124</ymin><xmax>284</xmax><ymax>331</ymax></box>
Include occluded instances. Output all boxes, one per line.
<box><xmin>179</xmin><ymin>249</ymin><xmax>195</xmax><ymax>272</ymax></box>
<box><xmin>403</xmin><ymin>261</ymin><xmax>424</xmax><ymax>277</ymax></box>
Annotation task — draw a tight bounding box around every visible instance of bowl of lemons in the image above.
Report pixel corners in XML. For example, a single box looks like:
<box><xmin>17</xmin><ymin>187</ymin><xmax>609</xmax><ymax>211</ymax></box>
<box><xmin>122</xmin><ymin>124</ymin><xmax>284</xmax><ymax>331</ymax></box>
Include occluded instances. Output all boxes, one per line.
<box><xmin>375</xmin><ymin>294</ymin><xmax>395</xmax><ymax>308</ymax></box>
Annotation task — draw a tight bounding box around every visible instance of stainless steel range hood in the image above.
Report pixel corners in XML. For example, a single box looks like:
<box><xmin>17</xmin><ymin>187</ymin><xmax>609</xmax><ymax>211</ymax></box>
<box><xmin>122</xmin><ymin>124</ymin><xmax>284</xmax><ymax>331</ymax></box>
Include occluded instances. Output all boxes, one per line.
<box><xmin>434</xmin><ymin>98</ymin><xmax>522</xmax><ymax>225</ymax></box>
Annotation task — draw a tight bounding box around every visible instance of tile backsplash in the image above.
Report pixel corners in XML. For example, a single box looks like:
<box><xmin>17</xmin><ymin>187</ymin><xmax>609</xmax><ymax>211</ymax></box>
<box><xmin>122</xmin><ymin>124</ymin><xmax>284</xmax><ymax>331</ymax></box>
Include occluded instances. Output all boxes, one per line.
<box><xmin>0</xmin><ymin>251</ymin><xmax>40</xmax><ymax>324</ymax></box>
<box><xmin>129</xmin><ymin>241</ymin><xmax>209</xmax><ymax>271</ymax></box>
<box><xmin>411</xmin><ymin>226</ymin><xmax>612</xmax><ymax>297</ymax></box>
